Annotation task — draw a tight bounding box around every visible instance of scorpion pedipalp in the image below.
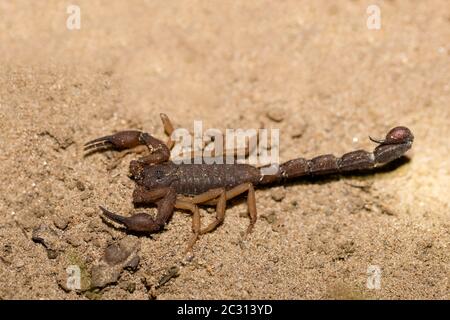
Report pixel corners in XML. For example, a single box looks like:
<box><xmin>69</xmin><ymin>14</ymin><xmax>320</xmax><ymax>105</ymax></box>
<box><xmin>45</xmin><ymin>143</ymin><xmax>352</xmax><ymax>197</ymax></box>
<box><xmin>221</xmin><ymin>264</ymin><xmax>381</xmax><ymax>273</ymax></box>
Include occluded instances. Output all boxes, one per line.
<box><xmin>100</xmin><ymin>206</ymin><xmax>162</xmax><ymax>233</ymax></box>
<box><xmin>84</xmin><ymin>130</ymin><xmax>143</xmax><ymax>153</ymax></box>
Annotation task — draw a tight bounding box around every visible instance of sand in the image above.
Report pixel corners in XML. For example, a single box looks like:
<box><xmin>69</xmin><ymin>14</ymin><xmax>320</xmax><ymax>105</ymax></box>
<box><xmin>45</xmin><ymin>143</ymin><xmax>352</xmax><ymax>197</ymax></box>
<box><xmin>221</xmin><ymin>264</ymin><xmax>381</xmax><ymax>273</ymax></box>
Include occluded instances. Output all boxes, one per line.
<box><xmin>0</xmin><ymin>1</ymin><xmax>448</xmax><ymax>299</ymax></box>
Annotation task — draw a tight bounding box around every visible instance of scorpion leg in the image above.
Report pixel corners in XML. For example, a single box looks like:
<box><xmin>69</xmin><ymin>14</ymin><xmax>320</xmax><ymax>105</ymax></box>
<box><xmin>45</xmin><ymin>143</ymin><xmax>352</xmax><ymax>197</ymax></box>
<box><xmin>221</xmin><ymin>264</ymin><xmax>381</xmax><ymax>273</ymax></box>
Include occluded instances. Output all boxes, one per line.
<box><xmin>174</xmin><ymin>200</ymin><xmax>201</xmax><ymax>252</ymax></box>
<box><xmin>160</xmin><ymin>113</ymin><xmax>176</xmax><ymax>150</ymax></box>
<box><xmin>178</xmin><ymin>188</ymin><xmax>224</xmax><ymax>204</ymax></box>
<box><xmin>203</xmin><ymin>183</ymin><xmax>258</xmax><ymax>235</ymax></box>
<box><xmin>174</xmin><ymin>187</ymin><xmax>247</xmax><ymax>249</ymax></box>
<box><xmin>178</xmin><ymin>188</ymin><xmax>228</xmax><ymax>234</ymax></box>
<box><xmin>200</xmin><ymin>191</ymin><xmax>226</xmax><ymax>235</ymax></box>
<box><xmin>101</xmin><ymin>187</ymin><xmax>176</xmax><ymax>233</ymax></box>
<box><xmin>228</xmin><ymin>183</ymin><xmax>257</xmax><ymax>235</ymax></box>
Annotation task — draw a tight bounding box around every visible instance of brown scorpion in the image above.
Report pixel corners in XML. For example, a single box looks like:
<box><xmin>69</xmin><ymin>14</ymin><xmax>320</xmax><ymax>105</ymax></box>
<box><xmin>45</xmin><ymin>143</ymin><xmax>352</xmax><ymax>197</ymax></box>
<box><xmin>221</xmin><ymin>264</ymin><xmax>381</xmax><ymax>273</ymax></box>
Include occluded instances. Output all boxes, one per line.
<box><xmin>85</xmin><ymin>114</ymin><xmax>414</xmax><ymax>251</ymax></box>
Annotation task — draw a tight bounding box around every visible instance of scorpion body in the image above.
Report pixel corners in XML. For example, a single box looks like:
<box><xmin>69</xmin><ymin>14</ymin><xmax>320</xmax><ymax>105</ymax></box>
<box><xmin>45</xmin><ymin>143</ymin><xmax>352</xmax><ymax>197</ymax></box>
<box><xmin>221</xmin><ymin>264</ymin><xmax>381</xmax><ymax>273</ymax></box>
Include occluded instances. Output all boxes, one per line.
<box><xmin>85</xmin><ymin>114</ymin><xmax>414</xmax><ymax>251</ymax></box>
<box><xmin>132</xmin><ymin>162</ymin><xmax>261</xmax><ymax>195</ymax></box>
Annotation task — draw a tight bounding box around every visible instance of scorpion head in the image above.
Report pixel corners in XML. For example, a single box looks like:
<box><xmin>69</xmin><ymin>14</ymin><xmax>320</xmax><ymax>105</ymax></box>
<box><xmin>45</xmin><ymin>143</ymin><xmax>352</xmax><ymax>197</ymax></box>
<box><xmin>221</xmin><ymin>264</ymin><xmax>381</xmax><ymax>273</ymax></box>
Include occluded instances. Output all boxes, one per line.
<box><xmin>129</xmin><ymin>160</ymin><xmax>145</xmax><ymax>180</ymax></box>
<box><xmin>137</xmin><ymin>163</ymin><xmax>178</xmax><ymax>189</ymax></box>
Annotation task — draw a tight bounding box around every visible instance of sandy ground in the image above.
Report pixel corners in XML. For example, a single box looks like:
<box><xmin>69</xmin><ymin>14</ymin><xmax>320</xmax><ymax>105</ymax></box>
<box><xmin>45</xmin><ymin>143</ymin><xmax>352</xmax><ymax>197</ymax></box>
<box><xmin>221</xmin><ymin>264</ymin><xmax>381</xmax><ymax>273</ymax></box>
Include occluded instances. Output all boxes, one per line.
<box><xmin>0</xmin><ymin>1</ymin><xmax>449</xmax><ymax>300</ymax></box>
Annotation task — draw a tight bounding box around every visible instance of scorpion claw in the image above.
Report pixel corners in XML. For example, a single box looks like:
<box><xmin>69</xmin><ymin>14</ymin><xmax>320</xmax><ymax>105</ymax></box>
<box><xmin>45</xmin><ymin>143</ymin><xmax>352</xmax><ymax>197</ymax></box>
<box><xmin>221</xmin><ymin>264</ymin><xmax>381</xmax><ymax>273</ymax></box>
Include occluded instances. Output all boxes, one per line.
<box><xmin>84</xmin><ymin>130</ymin><xmax>143</xmax><ymax>153</ymax></box>
<box><xmin>84</xmin><ymin>135</ymin><xmax>113</xmax><ymax>146</ymax></box>
<box><xmin>84</xmin><ymin>136</ymin><xmax>116</xmax><ymax>153</ymax></box>
<box><xmin>100</xmin><ymin>206</ymin><xmax>162</xmax><ymax>233</ymax></box>
<box><xmin>84</xmin><ymin>140</ymin><xmax>114</xmax><ymax>152</ymax></box>
<box><xmin>99</xmin><ymin>206</ymin><xmax>128</xmax><ymax>225</ymax></box>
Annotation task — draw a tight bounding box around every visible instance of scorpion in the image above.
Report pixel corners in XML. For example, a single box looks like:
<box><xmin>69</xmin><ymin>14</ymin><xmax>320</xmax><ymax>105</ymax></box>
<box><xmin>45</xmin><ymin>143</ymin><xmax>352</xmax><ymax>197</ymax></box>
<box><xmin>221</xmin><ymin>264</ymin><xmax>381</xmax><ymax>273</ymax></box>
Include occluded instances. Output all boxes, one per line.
<box><xmin>85</xmin><ymin>114</ymin><xmax>414</xmax><ymax>252</ymax></box>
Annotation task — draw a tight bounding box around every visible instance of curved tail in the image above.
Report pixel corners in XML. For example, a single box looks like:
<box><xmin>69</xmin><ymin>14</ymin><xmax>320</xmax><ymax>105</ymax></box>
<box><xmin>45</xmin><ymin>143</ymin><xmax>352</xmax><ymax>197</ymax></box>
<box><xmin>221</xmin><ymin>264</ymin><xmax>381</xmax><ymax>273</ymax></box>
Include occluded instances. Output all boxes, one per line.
<box><xmin>259</xmin><ymin>126</ymin><xmax>414</xmax><ymax>183</ymax></box>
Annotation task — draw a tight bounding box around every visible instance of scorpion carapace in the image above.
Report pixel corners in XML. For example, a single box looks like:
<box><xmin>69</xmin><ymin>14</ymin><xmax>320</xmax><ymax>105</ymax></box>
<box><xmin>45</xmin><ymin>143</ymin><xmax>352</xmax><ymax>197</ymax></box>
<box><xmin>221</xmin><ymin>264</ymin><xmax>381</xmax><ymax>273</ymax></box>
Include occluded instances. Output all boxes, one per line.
<box><xmin>85</xmin><ymin>114</ymin><xmax>414</xmax><ymax>251</ymax></box>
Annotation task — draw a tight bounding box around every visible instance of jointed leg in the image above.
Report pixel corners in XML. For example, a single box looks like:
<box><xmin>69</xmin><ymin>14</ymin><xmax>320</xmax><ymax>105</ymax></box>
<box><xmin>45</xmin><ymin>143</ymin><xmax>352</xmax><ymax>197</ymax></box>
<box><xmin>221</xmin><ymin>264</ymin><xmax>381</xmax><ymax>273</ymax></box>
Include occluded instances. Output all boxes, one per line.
<box><xmin>181</xmin><ymin>183</ymin><xmax>258</xmax><ymax>236</ymax></box>
<box><xmin>203</xmin><ymin>183</ymin><xmax>258</xmax><ymax>235</ymax></box>
<box><xmin>160</xmin><ymin>113</ymin><xmax>176</xmax><ymax>150</ymax></box>
<box><xmin>175</xmin><ymin>183</ymin><xmax>257</xmax><ymax>251</ymax></box>
<box><xmin>200</xmin><ymin>191</ymin><xmax>226</xmax><ymax>234</ymax></box>
<box><xmin>178</xmin><ymin>188</ymin><xmax>227</xmax><ymax>234</ymax></box>
<box><xmin>246</xmin><ymin>184</ymin><xmax>257</xmax><ymax>235</ymax></box>
<box><xmin>174</xmin><ymin>200</ymin><xmax>201</xmax><ymax>252</ymax></box>
<box><xmin>178</xmin><ymin>188</ymin><xmax>224</xmax><ymax>204</ymax></box>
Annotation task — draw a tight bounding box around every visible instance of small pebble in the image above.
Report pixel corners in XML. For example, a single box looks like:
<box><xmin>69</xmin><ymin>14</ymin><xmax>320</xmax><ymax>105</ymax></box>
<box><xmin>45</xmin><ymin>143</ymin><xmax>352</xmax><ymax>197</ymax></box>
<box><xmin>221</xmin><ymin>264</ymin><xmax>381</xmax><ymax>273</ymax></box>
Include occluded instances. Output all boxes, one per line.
<box><xmin>142</xmin><ymin>274</ymin><xmax>156</xmax><ymax>290</ymax></box>
<box><xmin>124</xmin><ymin>255</ymin><xmax>140</xmax><ymax>272</ymax></box>
<box><xmin>261</xmin><ymin>211</ymin><xmax>277</xmax><ymax>224</ymax></box>
<box><xmin>65</xmin><ymin>179</ymin><xmax>78</xmax><ymax>190</ymax></box>
<box><xmin>66</xmin><ymin>234</ymin><xmax>83</xmax><ymax>247</ymax></box>
<box><xmin>290</xmin><ymin>123</ymin><xmax>307</xmax><ymax>138</ymax></box>
<box><xmin>76</xmin><ymin>181</ymin><xmax>86</xmax><ymax>191</ymax></box>
<box><xmin>90</xmin><ymin>264</ymin><xmax>121</xmax><ymax>289</ymax></box>
<box><xmin>83</xmin><ymin>233</ymin><xmax>93</xmax><ymax>243</ymax></box>
<box><xmin>91</xmin><ymin>238</ymin><xmax>104</xmax><ymax>248</ymax></box>
<box><xmin>53</xmin><ymin>216</ymin><xmax>69</xmax><ymax>230</ymax></box>
<box><xmin>80</xmin><ymin>191</ymin><xmax>91</xmax><ymax>201</ymax></box>
<box><xmin>84</xmin><ymin>208</ymin><xmax>97</xmax><ymax>217</ymax></box>
<box><xmin>120</xmin><ymin>281</ymin><xmax>136</xmax><ymax>293</ymax></box>
<box><xmin>126</xmin><ymin>282</ymin><xmax>136</xmax><ymax>293</ymax></box>
<box><xmin>34</xmin><ymin>207</ymin><xmax>47</xmax><ymax>218</ymax></box>
<box><xmin>266</xmin><ymin>108</ymin><xmax>285</xmax><ymax>122</ymax></box>
<box><xmin>103</xmin><ymin>237</ymin><xmax>139</xmax><ymax>266</ymax></box>
<box><xmin>157</xmin><ymin>266</ymin><xmax>180</xmax><ymax>288</ymax></box>
<box><xmin>104</xmin><ymin>243</ymin><xmax>129</xmax><ymax>266</ymax></box>
<box><xmin>270</xmin><ymin>187</ymin><xmax>286</xmax><ymax>202</ymax></box>
<box><xmin>32</xmin><ymin>224</ymin><xmax>62</xmax><ymax>255</ymax></box>
<box><xmin>3</xmin><ymin>244</ymin><xmax>12</xmax><ymax>254</ymax></box>
<box><xmin>47</xmin><ymin>249</ymin><xmax>58</xmax><ymax>259</ymax></box>
<box><xmin>54</xmin><ymin>193</ymin><xmax>64</xmax><ymax>201</ymax></box>
<box><xmin>239</xmin><ymin>210</ymin><xmax>249</xmax><ymax>218</ymax></box>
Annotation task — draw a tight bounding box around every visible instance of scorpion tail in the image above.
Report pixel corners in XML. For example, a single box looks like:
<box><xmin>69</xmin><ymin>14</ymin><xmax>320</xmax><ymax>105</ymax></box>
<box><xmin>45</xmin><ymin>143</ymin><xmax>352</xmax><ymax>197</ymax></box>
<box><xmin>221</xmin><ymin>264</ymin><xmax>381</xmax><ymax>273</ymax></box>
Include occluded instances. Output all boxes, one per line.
<box><xmin>259</xmin><ymin>126</ymin><xmax>414</xmax><ymax>183</ymax></box>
